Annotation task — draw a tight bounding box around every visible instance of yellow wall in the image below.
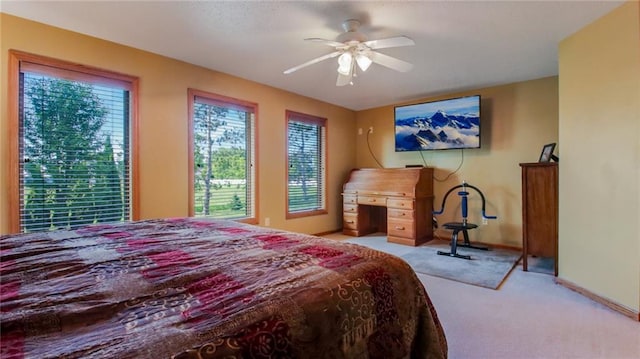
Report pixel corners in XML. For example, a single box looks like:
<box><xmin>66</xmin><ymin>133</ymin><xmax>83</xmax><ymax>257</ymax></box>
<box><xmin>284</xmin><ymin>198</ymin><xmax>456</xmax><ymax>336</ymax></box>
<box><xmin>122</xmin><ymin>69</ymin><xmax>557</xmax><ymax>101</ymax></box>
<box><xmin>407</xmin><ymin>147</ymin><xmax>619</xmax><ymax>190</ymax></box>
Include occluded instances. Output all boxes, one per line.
<box><xmin>558</xmin><ymin>1</ymin><xmax>640</xmax><ymax>312</ymax></box>
<box><xmin>0</xmin><ymin>14</ymin><xmax>357</xmax><ymax>235</ymax></box>
<box><xmin>356</xmin><ymin>77</ymin><xmax>559</xmax><ymax>247</ymax></box>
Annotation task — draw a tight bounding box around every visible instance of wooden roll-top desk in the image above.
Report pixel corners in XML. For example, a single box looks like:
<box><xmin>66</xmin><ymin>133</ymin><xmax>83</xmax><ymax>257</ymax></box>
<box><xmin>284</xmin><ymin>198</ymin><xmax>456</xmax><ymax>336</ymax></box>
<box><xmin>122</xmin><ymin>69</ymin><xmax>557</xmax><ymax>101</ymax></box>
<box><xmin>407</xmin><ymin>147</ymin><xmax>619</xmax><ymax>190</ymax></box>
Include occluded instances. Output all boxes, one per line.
<box><xmin>342</xmin><ymin>167</ymin><xmax>434</xmax><ymax>246</ymax></box>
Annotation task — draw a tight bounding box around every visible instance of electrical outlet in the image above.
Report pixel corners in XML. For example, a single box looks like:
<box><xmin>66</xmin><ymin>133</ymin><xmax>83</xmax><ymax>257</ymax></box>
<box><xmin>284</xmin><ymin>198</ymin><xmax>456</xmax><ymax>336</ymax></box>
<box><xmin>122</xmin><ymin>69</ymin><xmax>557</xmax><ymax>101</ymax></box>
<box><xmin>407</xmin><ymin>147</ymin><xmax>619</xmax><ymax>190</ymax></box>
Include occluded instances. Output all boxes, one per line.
<box><xmin>265</xmin><ymin>217</ymin><xmax>270</xmax><ymax>226</ymax></box>
<box><xmin>358</xmin><ymin>128</ymin><xmax>363</xmax><ymax>135</ymax></box>
<box><xmin>482</xmin><ymin>217</ymin><xmax>488</xmax><ymax>225</ymax></box>
<box><xmin>368</xmin><ymin>126</ymin><xmax>374</xmax><ymax>134</ymax></box>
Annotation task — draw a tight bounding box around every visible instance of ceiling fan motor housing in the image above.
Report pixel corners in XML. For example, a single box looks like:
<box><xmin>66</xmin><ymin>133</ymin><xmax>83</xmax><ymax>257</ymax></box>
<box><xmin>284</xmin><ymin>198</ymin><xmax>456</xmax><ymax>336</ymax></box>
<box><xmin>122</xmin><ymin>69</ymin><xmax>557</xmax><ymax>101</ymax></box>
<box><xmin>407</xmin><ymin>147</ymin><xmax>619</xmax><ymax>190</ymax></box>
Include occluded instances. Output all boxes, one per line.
<box><xmin>337</xmin><ymin>19</ymin><xmax>367</xmax><ymax>43</ymax></box>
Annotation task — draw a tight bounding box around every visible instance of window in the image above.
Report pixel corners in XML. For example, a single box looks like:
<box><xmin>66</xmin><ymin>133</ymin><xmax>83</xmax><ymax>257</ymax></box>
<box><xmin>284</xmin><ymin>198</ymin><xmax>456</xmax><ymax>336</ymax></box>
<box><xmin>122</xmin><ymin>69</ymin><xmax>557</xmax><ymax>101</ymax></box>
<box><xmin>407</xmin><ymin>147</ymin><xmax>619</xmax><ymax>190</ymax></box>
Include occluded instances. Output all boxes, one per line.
<box><xmin>286</xmin><ymin>111</ymin><xmax>327</xmax><ymax>218</ymax></box>
<box><xmin>188</xmin><ymin>89</ymin><xmax>257</xmax><ymax>222</ymax></box>
<box><xmin>9</xmin><ymin>51</ymin><xmax>138</xmax><ymax>233</ymax></box>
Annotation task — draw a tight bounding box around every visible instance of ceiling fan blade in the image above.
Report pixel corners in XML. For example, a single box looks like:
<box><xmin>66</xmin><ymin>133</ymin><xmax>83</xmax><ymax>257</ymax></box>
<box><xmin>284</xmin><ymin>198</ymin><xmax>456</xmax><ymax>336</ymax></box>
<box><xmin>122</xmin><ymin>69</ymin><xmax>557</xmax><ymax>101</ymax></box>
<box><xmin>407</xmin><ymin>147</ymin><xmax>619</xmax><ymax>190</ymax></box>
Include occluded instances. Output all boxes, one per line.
<box><xmin>305</xmin><ymin>38</ymin><xmax>347</xmax><ymax>48</ymax></box>
<box><xmin>369</xmin><ymin>51</ymin><xmax>414</xmax><ymax>72</ymax></box>
<box><xmin>363</xmin><ymin>36</ymin><xmax>415</xmax><ymax>50</ymax></box>
<box><xmin>283</xmin><ymin>51</ymin><xmax>341</xmax><ymax>74</ymax></box>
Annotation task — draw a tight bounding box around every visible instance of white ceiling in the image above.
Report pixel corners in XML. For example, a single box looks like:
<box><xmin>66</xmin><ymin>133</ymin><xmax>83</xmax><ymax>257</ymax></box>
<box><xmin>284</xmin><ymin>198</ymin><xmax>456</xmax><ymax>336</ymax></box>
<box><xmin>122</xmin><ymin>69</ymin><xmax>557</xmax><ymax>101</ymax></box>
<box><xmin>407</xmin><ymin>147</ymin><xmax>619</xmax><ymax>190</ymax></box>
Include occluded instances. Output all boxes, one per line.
<box><xmin>1</xmin><ymin>1</ymin><xmax>624</xmax><ymax>111</ymax></box>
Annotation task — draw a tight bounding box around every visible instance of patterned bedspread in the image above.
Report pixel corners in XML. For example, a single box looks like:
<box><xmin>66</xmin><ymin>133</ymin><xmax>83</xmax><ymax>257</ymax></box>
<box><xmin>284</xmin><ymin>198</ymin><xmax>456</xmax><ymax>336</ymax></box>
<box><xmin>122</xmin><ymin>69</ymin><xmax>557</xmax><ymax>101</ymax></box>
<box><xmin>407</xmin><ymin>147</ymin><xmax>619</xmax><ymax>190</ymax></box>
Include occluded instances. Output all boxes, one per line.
<box><xmin>1</xmin><ymin>218</ymin><xmax>447</xmax><ymax>358</ymax></box>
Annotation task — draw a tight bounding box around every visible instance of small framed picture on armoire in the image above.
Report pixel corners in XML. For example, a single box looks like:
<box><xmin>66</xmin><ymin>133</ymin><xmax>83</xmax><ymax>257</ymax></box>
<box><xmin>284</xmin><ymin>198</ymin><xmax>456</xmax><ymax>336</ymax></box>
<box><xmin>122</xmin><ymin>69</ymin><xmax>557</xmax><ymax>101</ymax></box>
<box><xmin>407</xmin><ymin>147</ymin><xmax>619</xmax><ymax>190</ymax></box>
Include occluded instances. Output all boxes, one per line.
<box><xmin>539</xmin><ymin>143</ymin><xmax>557</xmax><ymax>162</ymax></box>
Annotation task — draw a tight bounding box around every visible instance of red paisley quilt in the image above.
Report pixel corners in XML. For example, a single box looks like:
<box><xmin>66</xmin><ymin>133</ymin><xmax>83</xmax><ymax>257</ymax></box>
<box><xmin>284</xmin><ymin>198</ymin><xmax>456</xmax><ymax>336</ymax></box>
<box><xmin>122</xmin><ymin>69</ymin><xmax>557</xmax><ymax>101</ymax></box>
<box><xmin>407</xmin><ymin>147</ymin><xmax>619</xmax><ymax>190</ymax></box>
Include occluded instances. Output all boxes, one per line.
<box><xmin>1</xmin><ymin>218</ymin><xmax>447</xmax><ymax>358</ymax></box>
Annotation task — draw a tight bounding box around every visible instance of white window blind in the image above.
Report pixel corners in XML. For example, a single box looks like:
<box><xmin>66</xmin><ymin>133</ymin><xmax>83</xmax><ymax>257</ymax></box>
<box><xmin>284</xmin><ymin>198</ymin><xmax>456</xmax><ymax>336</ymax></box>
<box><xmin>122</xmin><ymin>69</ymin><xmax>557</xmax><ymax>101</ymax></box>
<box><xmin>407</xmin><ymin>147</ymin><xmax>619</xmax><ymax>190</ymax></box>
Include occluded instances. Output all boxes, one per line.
<box><xmin>286</xmin><ymin>111</ymin><xmax>326</xmax><ymax>215</ymax></box>
<box><xmin>19</xmin><ymin>70</ymin><xmax>131</xmax><ymax>232</ymax></box>
<box><xmin>192</xmin><ymin>95</ymin><xmax>255</xmax><ymax>219</ymax></box>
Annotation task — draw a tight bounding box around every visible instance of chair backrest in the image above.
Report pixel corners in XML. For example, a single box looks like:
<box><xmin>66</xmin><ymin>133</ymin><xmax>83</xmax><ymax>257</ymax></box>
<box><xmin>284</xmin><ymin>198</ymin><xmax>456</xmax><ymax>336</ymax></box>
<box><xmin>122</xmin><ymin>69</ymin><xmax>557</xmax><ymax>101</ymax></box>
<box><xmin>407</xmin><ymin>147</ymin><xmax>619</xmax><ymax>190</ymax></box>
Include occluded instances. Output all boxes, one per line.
<box><xmin>433</xmin><ymin>182</ymin><xmax>497</xmax><ymax>220</ymax></box>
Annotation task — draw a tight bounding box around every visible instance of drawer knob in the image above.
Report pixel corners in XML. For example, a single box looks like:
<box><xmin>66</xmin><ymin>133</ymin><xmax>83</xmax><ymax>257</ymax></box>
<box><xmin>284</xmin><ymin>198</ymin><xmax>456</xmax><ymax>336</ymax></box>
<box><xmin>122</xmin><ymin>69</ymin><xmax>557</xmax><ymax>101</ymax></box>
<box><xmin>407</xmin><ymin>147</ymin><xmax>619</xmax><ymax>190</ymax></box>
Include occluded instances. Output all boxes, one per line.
<box><xmin>346</xmin><ymin>220</ymin><xmax>354</xmax><ymax>224</ymax></box>
<box><xmin>395</xmin><ymin>226</ymin><xmax>405</xmax><ymax>230</ymax></box>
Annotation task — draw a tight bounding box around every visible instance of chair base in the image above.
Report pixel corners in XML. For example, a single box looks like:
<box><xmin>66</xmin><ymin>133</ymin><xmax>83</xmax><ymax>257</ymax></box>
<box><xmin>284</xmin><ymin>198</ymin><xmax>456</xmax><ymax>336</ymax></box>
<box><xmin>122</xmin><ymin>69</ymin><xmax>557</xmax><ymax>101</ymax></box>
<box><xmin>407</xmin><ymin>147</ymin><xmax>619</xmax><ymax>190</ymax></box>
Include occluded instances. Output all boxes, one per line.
<box><xmin>440</xmin><ymin>224</ymin><xmax>491</xmax><ymax>260</ymax></box>
<box><xmin>437</xmin><ymin>250</ymin><xmax>471</xmax><ymax>260</ymax></box>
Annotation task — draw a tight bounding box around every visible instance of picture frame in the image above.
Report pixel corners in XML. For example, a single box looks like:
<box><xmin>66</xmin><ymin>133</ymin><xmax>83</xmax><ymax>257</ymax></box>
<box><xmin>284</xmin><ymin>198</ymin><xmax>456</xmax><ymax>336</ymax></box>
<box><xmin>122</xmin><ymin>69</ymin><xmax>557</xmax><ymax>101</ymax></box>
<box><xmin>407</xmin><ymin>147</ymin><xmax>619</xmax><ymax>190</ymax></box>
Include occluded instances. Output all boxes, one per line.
<box><xmin>539</xmin><ymin>143</ymin><xmax>557</xmax><ymax>162</ymax></box>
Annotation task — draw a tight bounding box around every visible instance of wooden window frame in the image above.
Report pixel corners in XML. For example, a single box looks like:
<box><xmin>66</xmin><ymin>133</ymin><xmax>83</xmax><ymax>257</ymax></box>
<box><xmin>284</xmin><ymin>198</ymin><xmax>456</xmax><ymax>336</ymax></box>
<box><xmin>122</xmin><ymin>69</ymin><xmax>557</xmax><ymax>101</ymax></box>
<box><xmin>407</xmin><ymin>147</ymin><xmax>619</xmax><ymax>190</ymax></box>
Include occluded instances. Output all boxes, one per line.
<box><xmin>285</xmin><ymin>110</ymin><xmax>328</xmax><ymax>219</ymax></box>
<box><xmin>7</xmin><ymin>50</ymin><xmax>139</xmax><ymax>234</ymax></box>
<box><xmin>187</xmin><ymin>88</ymin><xmax>259</xmax><ymax>224</ymax></box>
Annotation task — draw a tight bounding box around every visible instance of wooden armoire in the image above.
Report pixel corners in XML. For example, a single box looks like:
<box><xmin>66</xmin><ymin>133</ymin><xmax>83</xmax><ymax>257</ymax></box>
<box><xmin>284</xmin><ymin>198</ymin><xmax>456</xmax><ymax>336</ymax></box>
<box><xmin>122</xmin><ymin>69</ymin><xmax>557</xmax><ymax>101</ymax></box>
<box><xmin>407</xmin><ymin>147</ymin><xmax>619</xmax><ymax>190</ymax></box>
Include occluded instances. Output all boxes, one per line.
<box><xmin>520</xmin><ymin>162</ymin><xmax>558</xmax><ymax>276</ymax></box>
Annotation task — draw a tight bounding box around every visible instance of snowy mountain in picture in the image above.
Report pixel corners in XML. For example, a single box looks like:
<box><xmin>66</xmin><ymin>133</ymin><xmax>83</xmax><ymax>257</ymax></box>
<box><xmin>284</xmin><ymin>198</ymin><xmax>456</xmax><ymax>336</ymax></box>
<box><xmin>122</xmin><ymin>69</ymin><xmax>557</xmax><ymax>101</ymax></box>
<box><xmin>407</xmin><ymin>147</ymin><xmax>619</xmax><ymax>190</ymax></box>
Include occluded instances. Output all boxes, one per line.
<box><xmin>394</xmin><ymin>95</ymin><xmax>480</xmax><ymax>151</ymax></box>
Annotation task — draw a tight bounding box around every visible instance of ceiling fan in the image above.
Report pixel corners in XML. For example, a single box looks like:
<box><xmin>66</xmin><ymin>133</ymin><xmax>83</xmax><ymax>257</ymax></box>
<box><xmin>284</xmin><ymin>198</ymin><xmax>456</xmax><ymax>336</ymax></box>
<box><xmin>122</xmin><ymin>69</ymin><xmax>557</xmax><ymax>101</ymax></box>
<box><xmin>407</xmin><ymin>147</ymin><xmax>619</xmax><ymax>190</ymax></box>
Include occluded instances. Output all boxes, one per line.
<box><xmin>283</xmin><ymin>19</ymin><xmax>415</xmax><ymax>86</ymax></box>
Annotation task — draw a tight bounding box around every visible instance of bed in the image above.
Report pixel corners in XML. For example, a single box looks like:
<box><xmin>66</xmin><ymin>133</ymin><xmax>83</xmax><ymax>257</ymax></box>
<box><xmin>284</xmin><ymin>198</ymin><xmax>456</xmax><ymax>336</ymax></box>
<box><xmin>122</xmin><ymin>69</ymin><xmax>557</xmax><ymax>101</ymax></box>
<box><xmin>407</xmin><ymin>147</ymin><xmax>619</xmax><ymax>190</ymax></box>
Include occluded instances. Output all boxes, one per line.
<box><xmin>1</xmin><ymin>217</ymin><xmax>447</xmax><ymax>358</ymax></box>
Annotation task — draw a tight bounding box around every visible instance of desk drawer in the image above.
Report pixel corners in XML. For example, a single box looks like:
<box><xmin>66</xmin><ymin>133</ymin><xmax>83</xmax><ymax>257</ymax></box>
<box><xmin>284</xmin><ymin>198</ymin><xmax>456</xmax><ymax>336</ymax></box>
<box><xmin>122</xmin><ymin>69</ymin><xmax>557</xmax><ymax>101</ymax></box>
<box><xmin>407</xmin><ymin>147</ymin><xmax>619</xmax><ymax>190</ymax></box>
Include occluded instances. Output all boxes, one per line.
<box><xmin>387</xmin><ymin>198</ymin><xmax>414</xmax><ymax>210</ymax></box>
<box><xmin>387</xmin><ymin>218</ymin><xmax>415</xmax><ymax>239</ymax></box>
<box><xmin>387</xmin><ymin>208</ymin><xmax>414</xmax><ymax>220</ymax></box>
<box><xmin>357</xmin><ymin>195</ymin><xmax>386</xmax><ymax>207</ymax></box>
<box><xmin>343</xmin><ymin>195</ymin><xmax>357</xmax><ymax>205</ymax></box>
<box><xmin>343</xmin><ymin>203</ymin><xmax>358</xmax><ymax>214</ymax></box>
<box><xmin>343</xmin><ymin>213</ymin><xmax>359</xmax><ymax>230</ymax></box>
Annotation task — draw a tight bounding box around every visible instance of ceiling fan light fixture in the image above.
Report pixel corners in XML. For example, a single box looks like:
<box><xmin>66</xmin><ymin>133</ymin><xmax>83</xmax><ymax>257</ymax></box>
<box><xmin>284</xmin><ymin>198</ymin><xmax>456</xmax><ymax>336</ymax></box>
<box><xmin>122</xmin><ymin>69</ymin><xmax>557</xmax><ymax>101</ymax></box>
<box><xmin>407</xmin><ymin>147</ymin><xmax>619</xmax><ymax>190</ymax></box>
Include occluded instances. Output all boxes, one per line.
<box><xmin>356</xmin><ymin>54</ymin><xmax>372</xmax><ymax>72</ymax></box>
<box><xmin>337</xmin><ymin>52</ymin><xmax>353</xmax><ymax>75</ymax></box>
<box><xmin>285</xmin><ymin>19</ymin><xmax>415</xmax><ymax>87</ymax></box>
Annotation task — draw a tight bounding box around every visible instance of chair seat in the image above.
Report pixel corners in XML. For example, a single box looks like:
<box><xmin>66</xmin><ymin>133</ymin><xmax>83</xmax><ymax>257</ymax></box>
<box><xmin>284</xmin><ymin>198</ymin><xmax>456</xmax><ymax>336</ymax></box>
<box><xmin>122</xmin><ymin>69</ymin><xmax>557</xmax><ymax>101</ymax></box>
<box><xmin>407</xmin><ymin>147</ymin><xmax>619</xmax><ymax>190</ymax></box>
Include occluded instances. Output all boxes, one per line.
<box><xmin>443</xmin><ymin>222</ymin><xmax>478</xmax><ymax>230</ymax></box>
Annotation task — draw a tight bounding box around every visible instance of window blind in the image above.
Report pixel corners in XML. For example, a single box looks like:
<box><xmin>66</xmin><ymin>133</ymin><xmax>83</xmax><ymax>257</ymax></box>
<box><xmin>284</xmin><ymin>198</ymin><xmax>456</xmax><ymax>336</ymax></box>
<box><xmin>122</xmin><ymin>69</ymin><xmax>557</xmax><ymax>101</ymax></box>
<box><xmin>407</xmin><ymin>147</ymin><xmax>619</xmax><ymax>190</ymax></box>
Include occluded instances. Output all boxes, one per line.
<box><xmin>192</xmin><ymin>96</ymin><xmax>255</xmax><ymax>219</ymax></box>
<box><xmin>287</xmin><ymin>112</ymin><xmax>326</xmax><ymax>214</ymax></box>
<box><xmin>19</xmin><ymin>72</ymin><xmax>131</xmax><ymax>232</ymax></box>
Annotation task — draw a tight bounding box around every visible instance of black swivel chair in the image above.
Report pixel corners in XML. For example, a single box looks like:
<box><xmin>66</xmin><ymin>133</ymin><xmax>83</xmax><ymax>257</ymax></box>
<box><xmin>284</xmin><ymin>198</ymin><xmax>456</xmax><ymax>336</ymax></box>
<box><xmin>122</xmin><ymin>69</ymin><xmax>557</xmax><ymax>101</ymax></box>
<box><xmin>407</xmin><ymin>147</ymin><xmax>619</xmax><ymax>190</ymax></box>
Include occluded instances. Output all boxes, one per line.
<box><xmin>433</xmin><ymin>182</ymin><xmax>497</xmax><ymax>260</ymax></box>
